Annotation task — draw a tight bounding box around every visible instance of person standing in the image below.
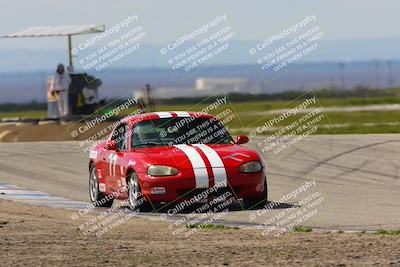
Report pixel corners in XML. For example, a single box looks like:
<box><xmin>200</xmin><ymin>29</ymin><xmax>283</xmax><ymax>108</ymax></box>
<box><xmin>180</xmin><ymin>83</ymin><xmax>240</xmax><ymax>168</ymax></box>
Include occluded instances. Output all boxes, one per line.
<box><xmin>53</xmin><ymin>64</ymin><xmax>71</xmax><ymax>117</ymax></box>
<box><xmin>47</xmin><ymin>76</ymin><xmax>59</xmax><ymax>118</ymax></box>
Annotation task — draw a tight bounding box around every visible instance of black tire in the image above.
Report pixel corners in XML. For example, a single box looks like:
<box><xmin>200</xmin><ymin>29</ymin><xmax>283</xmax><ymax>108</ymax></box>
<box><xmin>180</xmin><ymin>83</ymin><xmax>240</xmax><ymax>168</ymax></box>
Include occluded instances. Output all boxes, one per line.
<box><xmin>243</xmin><ymin>177</ymin><xmax>268</xmax><ymax>209</ymax></box>
<box><xmin>89</xmin><ymin>164</ymin><xmax>113</xmax><ymax>207</ymax></box>
<box><xmin>127</xmin><ymin>171</ymin><xmax>153</xmax><ymax>212</ymax></box>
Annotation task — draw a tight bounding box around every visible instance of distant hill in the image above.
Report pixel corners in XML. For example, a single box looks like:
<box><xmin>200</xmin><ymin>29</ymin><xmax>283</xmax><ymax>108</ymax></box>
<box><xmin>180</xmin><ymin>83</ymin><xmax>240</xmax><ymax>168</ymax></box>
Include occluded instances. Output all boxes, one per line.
<box><xmin>0</xmin><ymin>61</ymin><xmax>399</xmax><ymax>103</ymax></box>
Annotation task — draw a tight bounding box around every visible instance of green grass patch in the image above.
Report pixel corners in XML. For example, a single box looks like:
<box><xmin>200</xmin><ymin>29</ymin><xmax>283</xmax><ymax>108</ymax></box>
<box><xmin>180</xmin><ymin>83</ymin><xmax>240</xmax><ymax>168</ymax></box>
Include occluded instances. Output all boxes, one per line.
<box><xmin>185</xmin><ymin>223</ymin><xmax>240</xmax><ymax>230</ymax></box>
<box><xmin>2</xmin><ymin>95</ymin><xmax>400</xmax><ymax>135</ymax></box>
<box><xmin>0</xmin><ymin>110</ymin><xmax>47</xmax><ymax>119</ymax></box>
<box><xmin>293</xmin><ymin>226</ymin><xmax>313</xmax><ymax>232</ymax></box>
<box><xmin>158</xmin><ymin>96</ymin><xmax>400</xmax><ymax>112</ymax></box>
<box><xmin>375</xmin><ymin>229</ymin><xmax>400</xmax><ymax>235</ymax></box>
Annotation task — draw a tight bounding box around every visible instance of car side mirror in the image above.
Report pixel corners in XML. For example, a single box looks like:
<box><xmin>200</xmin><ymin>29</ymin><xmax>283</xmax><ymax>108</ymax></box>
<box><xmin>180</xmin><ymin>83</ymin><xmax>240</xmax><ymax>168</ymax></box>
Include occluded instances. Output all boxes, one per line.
<box><xmin>236</xmin><ymin>134</ymin><xmax>249</xmax><ymax>144</ymax></box>
<box><xmin>105</xmin><ymin>140</ymin><xmax>116</xmax><ymax>150</ymax></box>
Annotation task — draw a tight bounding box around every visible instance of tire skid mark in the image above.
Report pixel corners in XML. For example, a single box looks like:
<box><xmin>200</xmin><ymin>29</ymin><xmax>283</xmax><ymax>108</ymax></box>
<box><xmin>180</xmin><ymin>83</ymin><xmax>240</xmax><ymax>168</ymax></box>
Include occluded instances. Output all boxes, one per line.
<box><xmin>302</xmin><ymin>139</ymin><xmax>400</xmax><ymax>177</ymax></box>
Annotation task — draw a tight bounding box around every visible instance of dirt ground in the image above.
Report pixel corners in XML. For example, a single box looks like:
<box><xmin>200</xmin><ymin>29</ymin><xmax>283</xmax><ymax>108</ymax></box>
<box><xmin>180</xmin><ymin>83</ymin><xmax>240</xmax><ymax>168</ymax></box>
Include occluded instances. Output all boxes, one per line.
<box><xmin>0</xmin><ymin>123</ymin><xmax>112</xmax><ymax>142</ymax></box>
<box><xmin>0</xmin><ymin>200</ymin><xmax>399</xmax><ymax>266</ymax></box>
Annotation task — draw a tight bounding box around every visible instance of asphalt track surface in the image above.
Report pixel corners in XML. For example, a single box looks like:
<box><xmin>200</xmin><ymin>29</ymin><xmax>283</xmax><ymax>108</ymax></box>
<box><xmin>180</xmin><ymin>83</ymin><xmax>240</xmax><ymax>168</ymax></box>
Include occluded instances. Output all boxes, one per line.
<box><xmin>0</xmin><ymin>134</ymin><xmax>399</xmax><ymax>231</ymax></box>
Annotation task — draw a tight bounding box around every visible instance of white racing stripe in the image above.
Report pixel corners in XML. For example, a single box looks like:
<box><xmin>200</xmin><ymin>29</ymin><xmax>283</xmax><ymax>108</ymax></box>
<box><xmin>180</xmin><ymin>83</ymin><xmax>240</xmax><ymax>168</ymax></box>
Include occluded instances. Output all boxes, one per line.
<box><xmin>174</xmin><ymin>111</ymin><xmax>191</xmax><ymax>117</ymax></box>
<box><xmin>154</xmin><ymin>112</ymin><xmax>173</xmax><ymax>118</ymax></box>
<box><xmin>173</xmin><ymin>144</ymin><xmax>209</xmax><ymax>188</ymax></box>
<box><xmin>193</xmin><ymin>144</ymin><xmax>227</xmax><ymax>187</ymax></box>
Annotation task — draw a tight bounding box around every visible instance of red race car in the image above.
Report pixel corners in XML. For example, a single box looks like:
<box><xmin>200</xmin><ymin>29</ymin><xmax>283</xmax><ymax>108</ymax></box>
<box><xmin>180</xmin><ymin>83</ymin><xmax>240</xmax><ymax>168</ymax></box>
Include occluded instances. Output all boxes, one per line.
<box><xmin>88</xmin><ymin>111</ymin><xmax>267</xmax><ymax>211</ymax></box>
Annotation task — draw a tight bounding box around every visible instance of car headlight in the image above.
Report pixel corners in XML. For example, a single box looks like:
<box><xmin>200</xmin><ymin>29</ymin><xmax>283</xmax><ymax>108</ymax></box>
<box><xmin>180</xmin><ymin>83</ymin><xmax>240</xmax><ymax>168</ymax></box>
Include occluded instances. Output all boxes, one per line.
<box><xmin>238</xmin><ymin>161</ymin><xmax>262</xmax><ymax>173</ymax></box>
<box><xmin>147</xmin><ymin>165</ymin><xmax>179</xmax><ymax>176</ymax></box>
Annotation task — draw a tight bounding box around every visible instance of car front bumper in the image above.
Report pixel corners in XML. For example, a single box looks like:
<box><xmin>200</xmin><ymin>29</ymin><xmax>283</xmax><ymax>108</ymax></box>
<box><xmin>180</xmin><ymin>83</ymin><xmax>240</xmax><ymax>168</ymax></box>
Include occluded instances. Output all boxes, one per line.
<box><xmin>137</xmin><ymin>168</ymin><xmax>266</xmax><ymax>203</ymax></box>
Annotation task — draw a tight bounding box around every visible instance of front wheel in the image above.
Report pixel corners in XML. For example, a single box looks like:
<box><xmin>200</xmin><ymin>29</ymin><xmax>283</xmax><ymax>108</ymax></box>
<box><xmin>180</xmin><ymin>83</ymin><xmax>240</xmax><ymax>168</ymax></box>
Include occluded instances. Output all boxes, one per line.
<box><xmin>89</xmin><ymin>164</ymin><xmax>113</xmax><ymax>207</ymax></box>
<box><xmin>243</xmin><ymin>177</ymin><xmax>268</xmax><ymax>209</ymax></box>
<box><xmin>127</xmin><ymin>171</ymin><xmax>153</xmax><ymax>212</ymax></box>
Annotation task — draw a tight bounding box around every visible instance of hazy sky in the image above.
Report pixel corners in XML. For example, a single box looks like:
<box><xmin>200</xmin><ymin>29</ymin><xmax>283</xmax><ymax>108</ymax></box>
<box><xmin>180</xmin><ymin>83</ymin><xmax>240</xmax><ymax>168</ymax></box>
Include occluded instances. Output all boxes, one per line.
<box><xmin>0</xmin><ymin>0</ymin><xmax>398</xmax><ymax>49</ymax></box>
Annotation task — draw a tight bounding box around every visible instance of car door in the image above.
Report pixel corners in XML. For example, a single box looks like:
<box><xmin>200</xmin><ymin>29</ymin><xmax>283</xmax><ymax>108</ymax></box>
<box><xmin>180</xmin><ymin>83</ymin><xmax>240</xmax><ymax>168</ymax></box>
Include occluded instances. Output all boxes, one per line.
<box><xmin>102</xmin><ymin>123</ymin><xmax>127</xmax><ymax>192</ymax></box>
<box><xmin>114</xmin><ymin>123</ymin><xmax>130</xmax><ymax>192</ymax></box>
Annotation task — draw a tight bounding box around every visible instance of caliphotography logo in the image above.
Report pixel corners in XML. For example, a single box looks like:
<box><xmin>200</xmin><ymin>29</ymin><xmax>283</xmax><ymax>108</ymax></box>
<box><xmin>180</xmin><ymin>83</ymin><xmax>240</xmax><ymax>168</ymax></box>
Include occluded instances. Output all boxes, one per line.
<box><xmin>0</xmin><ymin>1</ymin><xmax>399</xmax><ymax>266</ymax></box>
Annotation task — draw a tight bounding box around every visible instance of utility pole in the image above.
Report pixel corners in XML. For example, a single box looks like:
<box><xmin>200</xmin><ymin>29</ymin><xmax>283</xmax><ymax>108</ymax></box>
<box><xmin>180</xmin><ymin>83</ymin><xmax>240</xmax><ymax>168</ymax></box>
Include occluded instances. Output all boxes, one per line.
<box><xmin>339</xmin><ymin>62</ymin><xmax>345</xmax><ymax>90</ymax></box>
<box><xmin>387</xmin><ymin>60</ymin><xmax>393</xmax><ymax>88</ymax></box>
<box><xmin>41</xmin><ymin>71</ymin><xmax>45</xmax><ymax>102</ymax></box>
<box><xmin>374</xmin><ymin>60</ymin><xmax>380</xmax><ymax>89</ymax></box>
<box><xmin>68</xmin><ymin>35</ymin><xmax>73</xmax><ymax>69</ymax></box>
<box><xmin>145</xmin><ymin>84</ymin><xmax>154</xmax><ymax>112</ymax></box>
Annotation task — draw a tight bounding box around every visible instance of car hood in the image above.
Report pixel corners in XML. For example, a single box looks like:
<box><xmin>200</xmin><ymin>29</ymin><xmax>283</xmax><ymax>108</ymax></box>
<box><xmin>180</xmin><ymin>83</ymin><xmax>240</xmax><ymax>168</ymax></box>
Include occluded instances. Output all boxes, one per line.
<box><xmin>133</xmin><ymin>144</ymin><xmax>262</xmax><ymax>169</ymax></box>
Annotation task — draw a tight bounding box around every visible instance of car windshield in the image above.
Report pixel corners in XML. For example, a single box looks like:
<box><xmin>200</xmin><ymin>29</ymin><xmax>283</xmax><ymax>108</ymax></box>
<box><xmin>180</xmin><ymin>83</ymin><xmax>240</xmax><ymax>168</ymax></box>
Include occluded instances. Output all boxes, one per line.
<box><xmin>131</xmin><ymin>117</ymin><xmax>233</xmax><ymax>148</ymax></box>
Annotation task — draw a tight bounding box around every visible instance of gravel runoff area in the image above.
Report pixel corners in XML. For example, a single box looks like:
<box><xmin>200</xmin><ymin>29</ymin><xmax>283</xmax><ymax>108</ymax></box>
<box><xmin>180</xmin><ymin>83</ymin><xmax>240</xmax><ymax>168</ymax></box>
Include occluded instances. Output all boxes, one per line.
<box><xmin>1</xmin><ymin>199</ymin><xmax>399</xmax><ymax>266</ymax></box>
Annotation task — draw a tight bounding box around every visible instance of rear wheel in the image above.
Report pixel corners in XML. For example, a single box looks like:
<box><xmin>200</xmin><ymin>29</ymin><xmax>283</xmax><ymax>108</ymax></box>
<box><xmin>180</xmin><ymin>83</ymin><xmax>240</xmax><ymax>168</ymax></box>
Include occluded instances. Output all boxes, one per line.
<box><xmin>89</xmin><ymin>164</ymin><xmax>113</xmax><ymax>207</ymax></box>
<box><xmin>127</xmin><ymin>171</ymin><xmax>153</xmax><ymax>212</ymax></box>
<box><xmin>243</xmin><ymin>177</ymin><xmax>268</xmax><ymax>209</ymax></box>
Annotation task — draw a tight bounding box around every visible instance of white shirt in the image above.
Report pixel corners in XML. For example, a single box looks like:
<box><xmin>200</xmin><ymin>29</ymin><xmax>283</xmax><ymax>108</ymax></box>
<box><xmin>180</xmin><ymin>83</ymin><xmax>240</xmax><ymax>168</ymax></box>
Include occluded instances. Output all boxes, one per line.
<box><xmin>53</xmin><ymin>73</ymin><xmax>71</xmax><ymax>91</ymax></box>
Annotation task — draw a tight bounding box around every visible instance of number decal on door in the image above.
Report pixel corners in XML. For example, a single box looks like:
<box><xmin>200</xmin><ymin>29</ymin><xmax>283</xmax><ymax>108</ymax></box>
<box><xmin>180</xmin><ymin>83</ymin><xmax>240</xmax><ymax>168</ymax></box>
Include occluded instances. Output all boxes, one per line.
<box><xmin>109</xmin><ymin>153</ymin><xmax>118</xmax><ymax>176</ymax></box>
